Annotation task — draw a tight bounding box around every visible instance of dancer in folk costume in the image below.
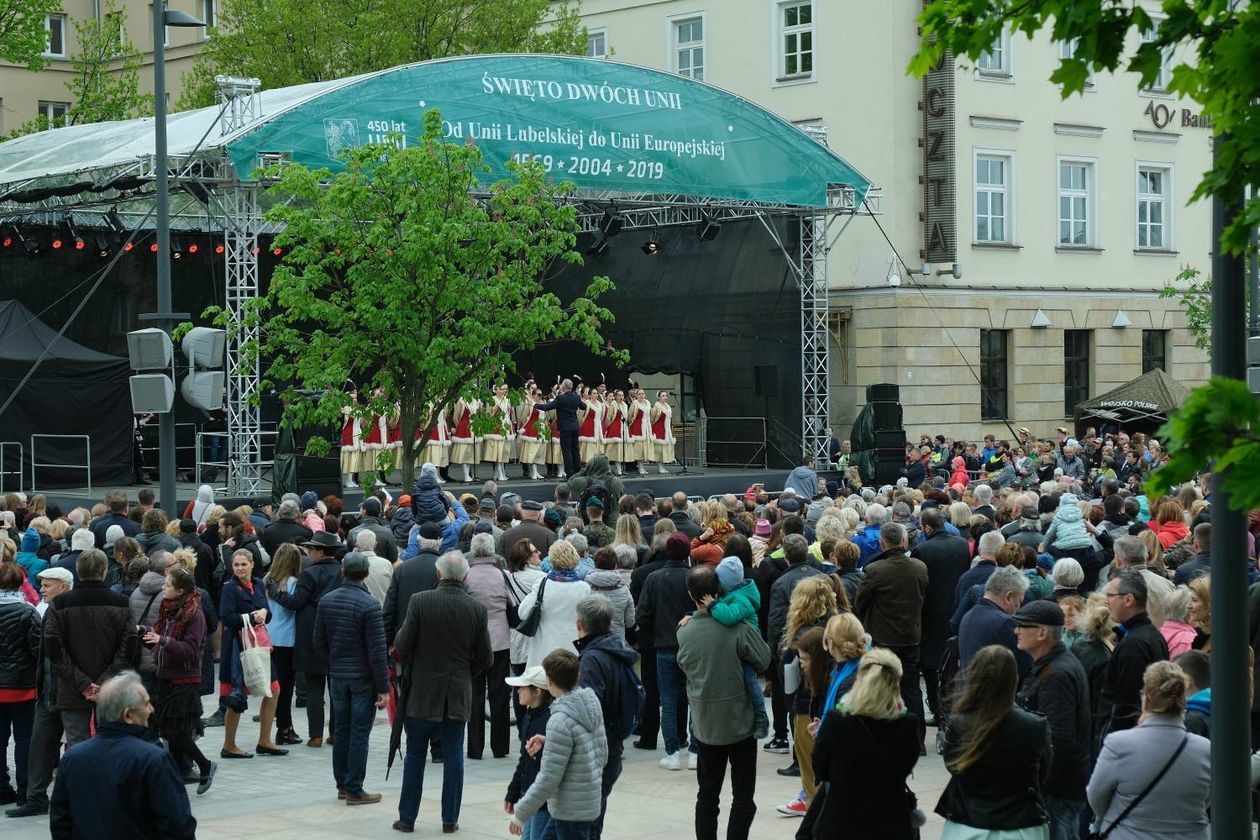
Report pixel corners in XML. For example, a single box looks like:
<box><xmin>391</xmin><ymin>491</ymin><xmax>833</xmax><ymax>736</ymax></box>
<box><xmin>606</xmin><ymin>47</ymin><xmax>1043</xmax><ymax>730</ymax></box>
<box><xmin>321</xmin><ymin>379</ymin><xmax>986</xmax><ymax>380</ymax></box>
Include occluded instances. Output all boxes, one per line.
<box><xmin>420</xmin><ymin>404</ymin><xmax>450</xmax><ymax>472</ymax></box>
<box><xmin>449</xmin><ymin>396</ymin><xmax>480</xmax><ymax>483</ymax></box>
<box><xmin>649</xmin><ymin>390</ymin><xmax>676</xmax><ymax>474</ymax></box>
<box><xmin>359</xmin><ymin>391</ymin><xmax>391</xmax><ymax>479</ymax></box>
<box><xmin>578</xmin><ymin>386</ymin><xmax>604</xmax><ymax>465</ymax></box>
<box><xmin>515</xmin><ymin>384</ymin><xmax>547</xmax><ymax>481</ymax></box>
<box><xmin>602</xmin><ymin>390</ymin><xmax>626</xmax><ymax>475</ymax></box>
<box><xmin>339</xmin><ymin>384</ymin><xmax>362</xmax><ymax>488</ymax></box>
<box><xmin>481</xmin><ymin>383</ymin><xmax>515</xmax><ymax>482</ymax></box>
<box><xmin>626</xmin><ymin>386</ymin><xmax>651</xmax><ymax>476</ymax></box>
<box><xmin>387</xmin><ymin>403</ymin><xmax>404</xmax><ymax>474</ymax></box>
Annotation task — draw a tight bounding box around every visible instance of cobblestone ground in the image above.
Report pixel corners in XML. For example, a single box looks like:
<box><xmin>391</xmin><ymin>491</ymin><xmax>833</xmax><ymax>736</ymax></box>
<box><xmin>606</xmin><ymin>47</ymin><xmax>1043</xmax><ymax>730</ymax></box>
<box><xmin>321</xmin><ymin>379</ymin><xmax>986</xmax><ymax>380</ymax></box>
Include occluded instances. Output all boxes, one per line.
<box><xmin>4</xmin><ymin>706</ymin><xmax>952</xmax><ymax>839</ymax></box>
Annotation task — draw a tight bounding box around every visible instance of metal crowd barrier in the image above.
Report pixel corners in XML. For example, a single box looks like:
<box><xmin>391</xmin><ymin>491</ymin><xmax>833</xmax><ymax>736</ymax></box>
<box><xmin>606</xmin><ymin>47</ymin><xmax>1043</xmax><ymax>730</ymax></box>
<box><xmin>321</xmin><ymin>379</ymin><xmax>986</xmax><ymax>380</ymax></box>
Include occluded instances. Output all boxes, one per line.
<box><xmin>0</xmin><ymin>441</ymin><xmax>23</xmax><ymax>494</ymax></box>
<box><xmin>30</xmin><ymin>434</ymin><xmax>91</xmax><ymax>495</ymax></box>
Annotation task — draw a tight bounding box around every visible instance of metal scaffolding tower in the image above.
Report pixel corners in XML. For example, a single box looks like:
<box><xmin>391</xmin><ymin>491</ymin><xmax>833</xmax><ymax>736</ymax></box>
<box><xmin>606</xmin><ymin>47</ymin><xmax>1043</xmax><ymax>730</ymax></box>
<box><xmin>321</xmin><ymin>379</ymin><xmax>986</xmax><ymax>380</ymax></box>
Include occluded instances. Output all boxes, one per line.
<box><xmin>219</xmin><ymin>185</ymin><xmax>263</xmax><ymax>495</ymax></box>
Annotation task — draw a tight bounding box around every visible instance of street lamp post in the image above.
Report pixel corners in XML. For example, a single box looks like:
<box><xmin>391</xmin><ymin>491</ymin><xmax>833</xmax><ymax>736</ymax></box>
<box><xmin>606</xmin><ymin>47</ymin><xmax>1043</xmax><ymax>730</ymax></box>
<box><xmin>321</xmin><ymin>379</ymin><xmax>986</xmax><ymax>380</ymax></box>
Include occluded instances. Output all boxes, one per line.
<box><xmin>150</xmin><ymin>4</ymin><xmax>203</xmax><ymax>515</ymax></box>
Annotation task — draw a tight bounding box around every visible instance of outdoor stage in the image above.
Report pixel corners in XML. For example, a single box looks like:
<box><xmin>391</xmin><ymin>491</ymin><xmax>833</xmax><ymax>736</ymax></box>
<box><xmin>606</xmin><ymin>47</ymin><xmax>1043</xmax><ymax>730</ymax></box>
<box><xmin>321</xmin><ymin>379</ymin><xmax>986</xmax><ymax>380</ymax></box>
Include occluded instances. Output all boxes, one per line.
<box><xmin>39</xmin><ymin>465</ymin><xmax>836</xmax><ymax>514</ymax></box>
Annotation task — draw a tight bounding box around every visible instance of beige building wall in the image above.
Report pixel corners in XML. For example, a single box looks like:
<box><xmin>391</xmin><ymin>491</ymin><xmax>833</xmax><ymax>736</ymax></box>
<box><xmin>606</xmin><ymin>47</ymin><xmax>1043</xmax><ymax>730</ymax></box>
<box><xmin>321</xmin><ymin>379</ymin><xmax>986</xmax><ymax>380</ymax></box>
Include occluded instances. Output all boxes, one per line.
<box><xmin>568</xmin><ymin>0</ymin><xmax>1212</xmax><ymax>442</ymax></box>
<box><xmin>0</xmin><ymin>0</ymin><xmax>207</xmax><ymax>133</ymax></box>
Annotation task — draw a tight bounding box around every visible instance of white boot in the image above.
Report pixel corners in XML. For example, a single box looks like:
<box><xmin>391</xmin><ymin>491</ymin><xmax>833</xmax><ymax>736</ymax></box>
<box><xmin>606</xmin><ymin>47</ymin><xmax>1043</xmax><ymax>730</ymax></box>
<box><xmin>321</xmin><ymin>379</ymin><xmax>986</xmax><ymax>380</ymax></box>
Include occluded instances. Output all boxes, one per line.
<box><xmin>658</xmin><ymin>464</ymin><xmax>668</xmax><ymax>474</ymax></box>
<box><xmin>436</xmin><ymin>471</ymin><xmax>445</xmax><ymax>484</ymax></box>
<box><xmin>342</xmin><ymin>474</ymin><xmax>358</xmax><ymax>489</ymax></box>
<box><xmin>637</xmin><ymin>463</ymin><xmax>647</xmax><ymax>476</ymax></box>
<box><xmin>530</xmin><ymin>465</ymin><xmax>543</xmax><ymax>481</ymax></box>
<box><xmin>461</xmin><ymin>463</ymin><xmax>473</xmax><ymax>483</ymax></box>
<box><xmin>495</xmin><ymin>463</ymin><xmax>508</xmax><ymax>482</ymax></box>
<box><xmin>558</xmin><ymin>468</ymin><xmax>567</xmax><ymax>480</ymax></box>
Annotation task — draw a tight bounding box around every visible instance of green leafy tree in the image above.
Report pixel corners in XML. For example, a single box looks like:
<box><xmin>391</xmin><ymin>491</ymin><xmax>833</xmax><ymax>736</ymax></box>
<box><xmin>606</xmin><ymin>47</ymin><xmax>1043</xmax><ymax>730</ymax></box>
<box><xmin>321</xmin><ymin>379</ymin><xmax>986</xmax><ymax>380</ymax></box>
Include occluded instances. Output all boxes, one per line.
<box><xmin>177</xmin><ymin>0</ymin><xmax>586</xmax><ymax>109</ymax></box>
<box><xmin>4</xmin><ymin>0</ymin><xmax>150</xmax><ymax>137</ymax></box>
<box><xmin>0</xmin><ymin>0</ymin><xmax>62</xmax><ymax>70</ymax></box>
<box><xmin>65</xmin><ymin>0</ymin><xmax>151</xmax><ymax>125</ymax></box>
<box><xmin>217</xmin><ymin>110</ymin><xmax>620</xmax><ymax>481</ymax></box>
<box><xmin>911</xmin><ymin>0</ymin><xmax>1259</xmax><ymax>256</ymax></box>
<box><xmin>1159</xmin><ymin>267</ymin><xmax>1212</xmax><ymax>356</ymax></box>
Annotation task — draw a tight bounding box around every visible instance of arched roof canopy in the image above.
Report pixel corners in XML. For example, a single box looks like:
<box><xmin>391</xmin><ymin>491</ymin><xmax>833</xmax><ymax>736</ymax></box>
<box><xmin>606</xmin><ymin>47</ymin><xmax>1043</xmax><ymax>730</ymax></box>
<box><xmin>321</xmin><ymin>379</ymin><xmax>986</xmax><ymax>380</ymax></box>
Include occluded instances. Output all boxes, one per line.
<box><xmin>0</xmin><ymin>55</ymin><xmax>871</xmax><ymax>212</ymax></box>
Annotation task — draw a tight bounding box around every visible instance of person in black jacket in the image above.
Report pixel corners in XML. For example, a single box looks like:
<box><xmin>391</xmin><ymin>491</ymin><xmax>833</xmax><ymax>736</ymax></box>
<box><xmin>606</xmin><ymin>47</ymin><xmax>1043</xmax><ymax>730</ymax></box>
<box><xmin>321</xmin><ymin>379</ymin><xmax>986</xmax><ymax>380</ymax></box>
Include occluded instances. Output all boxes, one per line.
<box><xmin>268</xmin><ymin>531</ymin><xmax>345</xmax><ymax>748</ymax></box>
<box><xmin>313</xmin><ymin>553</ymin><xmax>389</xmax><ymax>805</ymax></box>
<box><xmin>260</xmin><ymin>501</ymin><xmax>313</xmax><ymax>562</ymax></box>
<box><xmin>176</xmin><ymin>519</ymin><xmax>216</xmax><ymax>601</ymax></box>
<box><xmin>1098</xmin><ymin>569</ymin><xmax>1168</xmax><ymax>742</ymax></box>
<box><xmin>88</xmin><ymin>490</ymin><xmax>140</xmax><ymax>550</ymax></box>
<box><xmin>911</xmin><ymin>510</ymin><xmax>971</xmax><ymax>725</ymax></box>
<box><xmin>217</xmin><ymin>551</ymin><xmax>286</xmax><ymax>760</ymax></box>
<box><xmin>936</xmin><ymin>645</ymin><xmax>1052</xmax><ymax>835</ymax></box>
<box><xmin>628</xmin><ymin>533</ymin><xmax>673</xmax><ymax>751</ymax></box>
<box><xmin>49</xmin><ymin>671</ymin><xmax>196</xmax><ymax>840</ymax></box>
<box><xmin>635</xmin><ymin>531</ymin><xmax>694</xmax><ymax>766</ymax></box>
<box><xmin>575</xmin><ymin>594</ymin><xmax>639</xmax><ymax>840</ymax></box>
<box><xmin>535</xmin><ymin>379</ymin><xmax>586</xmax><ymax>476</ymax></box>
<box><xmin>808</xmin><ymin>647</ymin><xmax>921</xmax><ymax>840</ymax></box>
<box><xmin>1014</xmin><ymin>600</ymin><xmax>1091</xmax><ymax>838</ymax></box>
<box><xmin>0</xmin><ymin>563</ymin><xmax>40</xmax><ymax>807</ymax></box>
<box><xmin>383</xmin><ymin>522</ymin><xmax>443</xmax><ymax>645</ymax></box>
<box><xmin>503</xmin><ymin>666</ymin><xmax>553</xmax><ymax>839</ymax></box>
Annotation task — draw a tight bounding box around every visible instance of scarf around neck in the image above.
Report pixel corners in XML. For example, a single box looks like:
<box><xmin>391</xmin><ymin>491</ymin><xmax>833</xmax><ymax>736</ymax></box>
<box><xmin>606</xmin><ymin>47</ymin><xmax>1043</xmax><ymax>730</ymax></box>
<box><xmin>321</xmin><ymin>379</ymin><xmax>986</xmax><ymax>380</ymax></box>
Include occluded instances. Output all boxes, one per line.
<box><xmin>156</xmin><ymin>589</ymin><xmax>201</xmax><ymax>637</ymax></box>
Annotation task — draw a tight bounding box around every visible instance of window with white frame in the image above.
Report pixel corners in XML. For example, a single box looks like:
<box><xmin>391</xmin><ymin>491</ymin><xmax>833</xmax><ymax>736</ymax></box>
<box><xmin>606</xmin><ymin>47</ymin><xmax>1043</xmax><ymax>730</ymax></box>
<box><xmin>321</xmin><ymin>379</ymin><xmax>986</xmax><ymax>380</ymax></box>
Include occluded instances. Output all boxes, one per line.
<box><xmin>672</xmin><ymin>17</ymin><xmax>704</xmax><ymax>81</ymax></box>
<box><xmin>203</xmin><ymin>0</ymin><xmax>218</xmax><ymax>29</ymax></box>
<box><xmin>778</xmin><ymin>1</ymin><xmax>813</xmax><ymax>79</ymax></box>
<box><xmin>43</xmin><ymin>14</ymin><xmax>66</xmax><ymax>57</ymax></box>
<box><xmin>585</xmin><ymin>29</ymin><xmax>607</xmax><ymax>59</ymax></box>
<box><xmin>1140</xmin><ymin>26</ymin><xmax>1172</xmax><ymax>92</ymax></box>
<box><xmin>1137</xmin><ymin>165</ymin><xmax>1170</xmax><ymax>249</ymax></box>
<box><xmin>1057</xmin><ymin>159</ymin><xmax>1095</xmax><ymax>247</ymax></box>
<box><xmin>1058</xmin><ymin>38</ymin><xmax>1094</xmax><ymax>86</ymax></box>
<box><xmin>975</xmin><ymin>152</ymin><xmax>1012</xmax><ymax>244</ymax></box>
<box><xmin>977</xmin><ymin>29</ymin><xmax>1010</xmax><ymax>76</ymax></box>
<box><xmin>38</xmin><ymin>101</ymin><xmax>69</xmax><ymax>127</ymax></box>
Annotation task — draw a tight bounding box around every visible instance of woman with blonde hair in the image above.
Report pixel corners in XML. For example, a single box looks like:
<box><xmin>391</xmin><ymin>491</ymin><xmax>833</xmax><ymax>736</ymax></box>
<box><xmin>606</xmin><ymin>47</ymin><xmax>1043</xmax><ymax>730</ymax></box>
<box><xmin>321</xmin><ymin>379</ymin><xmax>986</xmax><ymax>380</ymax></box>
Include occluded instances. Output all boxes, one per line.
<box><xmin>1160</xmin><ymin>587</ymin><xmax>1198</xmax><ymax>659</ymax></box>
<box><xmin>264</xmin><ymin>543</ymin><xmax>303</xmax><ymax>746</ymax></box>
<box><xmin>948</xmin><ymin>502</ymin><xmax>973</xmax><ymax>531</ymax></box>
<box><xmin>1072</xmin><ymin>593</ymin><xmax>1116</xmax><ymax>738</ymax></box>
<box><xmin>1137</xmin><ymin>529</ymin><xmax>1166</xmax><ymax>576</ymax></box>
<box><xmin>818</xmin><ymin>612</ymin><xmax>867</xmax><ymax>715</ymax></box>
<box><xmin>1186</xmin><ymin>576</ymin><xmax>1211</xmax><ymax>653</ymax></box>
<box><xmin>778</xmin><ymin>577</ymin><xmax>838</xmax><ymax>816</ymax></box>
<box><xmin>936</xmin><ymin>645</ymin><xmax>1051</xmax><ymax>838</ymax></box>
<box><xmin>809</xmin><ymin>647</ymin><xmax>922</xmax><ymax>840</ymax></box>
<box><xmin>1087</xmin><ymin>661</ymin><xmax>1210</xmax><ymax>840</ymax></box>
<box><xmin>515</xmin><ymin>540</ymin><xmax>591</xmax><ymax>669</ymax></box>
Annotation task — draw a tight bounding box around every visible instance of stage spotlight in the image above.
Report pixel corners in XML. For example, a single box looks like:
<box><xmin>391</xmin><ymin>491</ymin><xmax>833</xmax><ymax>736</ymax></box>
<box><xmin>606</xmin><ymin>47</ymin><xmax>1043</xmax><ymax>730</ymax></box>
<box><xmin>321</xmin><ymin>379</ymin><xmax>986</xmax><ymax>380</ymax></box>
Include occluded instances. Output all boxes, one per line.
<box><xmin>61</xmin><ymin>216</ymin><xmax>85</xmax><ymax>250</ymax></box>
<box><xmin>586</xmin><ymin>236</ymin><xmax>612</xmax><ymax>257</ymax></box>
<box><xmin>20</xmin><ymin>231</ymin><xmax>40</xmax><ymax>257</ymax></box>
<box><xmin>94</xmin><ymin>234</ymin><xmax>113</xmax><ymax>258</ymax></box>
<box><xmin>696</xmin><ymin>213</ymin><xmax>721</xmax><ymax>241</ymax></box>
<box><xmin>598</xmin><ymin>210</ymin><xmax>624</xmax><ymax>237</ymax></box>
<box><xmin>150</xmin><ymin>242</ymin><xmax>159</xmax><ymax>253</ymax></box>
<box><xmin>105</xmin><ymin>208</ymin><xmax>127</xmax><ymax>236</ymax></box>
<box><xmin>0</xmin><ymin>224</ymin><xmax>13</xmax><ymax>248</ymax></box>
<box><xmin>171</xmin><ymin>237</ymin><xmax>185</xmax><ymax>260</ymax></box>
<box><xmin>186</xmin><ymin>240</ymin><xmax>199</xmax><ymax>255</ymax></box>
<box><xmin>214</xmin><ymin>242</ymin><xmax>225</xmax><ymax>255</ymax></box>
<box><xmin>640</xmin><ymin>229</ymin><xmax>661</xmax><ymax>256</ymax></box>
<box><xmin>51</xmin><ymin>233</ymin><xmax>63</xmax><ymax>250</ymax></box>
<box><xmin>272</xmin><ymin>246</ymin><xmax>282</xmax><ymax>256</ymax></box>
<box><xmin>123</xmin><ymin>241</ymin><xmax>135</xmax><ymax>253</ymax></box>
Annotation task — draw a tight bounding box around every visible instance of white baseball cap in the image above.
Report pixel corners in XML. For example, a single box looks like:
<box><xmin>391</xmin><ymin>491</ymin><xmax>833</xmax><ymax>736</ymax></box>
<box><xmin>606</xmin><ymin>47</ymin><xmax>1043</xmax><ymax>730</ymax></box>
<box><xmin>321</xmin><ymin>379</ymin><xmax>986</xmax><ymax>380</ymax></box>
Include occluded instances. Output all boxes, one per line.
<box><xmin>505</xmin><ymin>665</ymin><xmax>549</xmax><ymax>691</ymax></box>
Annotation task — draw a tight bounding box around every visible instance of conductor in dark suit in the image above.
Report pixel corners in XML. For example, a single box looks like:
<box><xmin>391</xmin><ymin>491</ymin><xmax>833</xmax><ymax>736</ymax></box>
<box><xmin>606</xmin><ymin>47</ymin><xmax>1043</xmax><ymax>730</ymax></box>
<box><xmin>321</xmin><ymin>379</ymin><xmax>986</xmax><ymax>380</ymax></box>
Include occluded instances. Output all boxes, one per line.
<box><xmin>535</xmin><ymin>378</ymin><xmax>586</xmax><ymax>476</ymax></box>
<box><xmin>393</xmin><ymin>550</ymin><xmax>493</xmax><ymax>834</ymax></box>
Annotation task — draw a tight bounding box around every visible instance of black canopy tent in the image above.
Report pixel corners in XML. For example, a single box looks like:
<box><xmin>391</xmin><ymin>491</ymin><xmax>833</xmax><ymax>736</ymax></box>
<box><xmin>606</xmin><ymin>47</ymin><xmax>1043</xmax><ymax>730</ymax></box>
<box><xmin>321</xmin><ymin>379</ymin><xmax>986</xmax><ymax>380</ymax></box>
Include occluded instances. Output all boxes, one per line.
<box><xmin>1073</xmin><ymin>368</ymin><xmax>1192</xmax><ymax>436</ymax></box>
<box><xmin>0</xmin><ymin>300</ymin><xmax>132</xmax><ymax>487</ymax></box>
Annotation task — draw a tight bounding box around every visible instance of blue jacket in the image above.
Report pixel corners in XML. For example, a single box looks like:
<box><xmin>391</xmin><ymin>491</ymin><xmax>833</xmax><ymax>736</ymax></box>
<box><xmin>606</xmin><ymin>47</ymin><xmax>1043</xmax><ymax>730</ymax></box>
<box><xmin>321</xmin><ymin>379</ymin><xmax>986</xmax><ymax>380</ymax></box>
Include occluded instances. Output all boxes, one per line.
<box><xmin>853</xmin><ymin>524</ymin><xmax>883</xmax><ymax>568</ymax></box>
<box><xmin>50</xmin><ymin>721</ymin><xmax>196</xmax><ymax>840</ymax></box>
<box><xmin>410</xmin><ymin>465</ymin><xmax>450</xmax><ymax>525</ymax></box>
<box><xmin>313</xmin><ymin>580</ymin><xmax>389</xmax><ymax>694</ymax></box>
<box><xmin>401</xmin><ymin>500</ymin><xmax>468</xmax><ymax>560</ymax></box>
<box><xmin>217</xmin><ymin>576</ymin><xmax>271</xmax><ymax>687</ymax></box>
<box><xmin>958</xmin><ymin>597</ymin><xmax>1031</xmax><ymax>679</ymax></box>
<box><xmin>576</xmin><ymin>630</ymin><xmax>639</xmax><ymax>743</ymax></box>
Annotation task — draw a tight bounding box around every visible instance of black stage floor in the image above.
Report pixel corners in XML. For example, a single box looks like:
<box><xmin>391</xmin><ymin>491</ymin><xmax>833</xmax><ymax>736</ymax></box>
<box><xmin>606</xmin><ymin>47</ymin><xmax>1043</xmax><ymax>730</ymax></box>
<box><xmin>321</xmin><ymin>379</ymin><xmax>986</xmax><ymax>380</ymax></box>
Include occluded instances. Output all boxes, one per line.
<box><xmin>37</xmin><ymin>465</ymin><xmax>824</xmax><ymax>513</ymax></box>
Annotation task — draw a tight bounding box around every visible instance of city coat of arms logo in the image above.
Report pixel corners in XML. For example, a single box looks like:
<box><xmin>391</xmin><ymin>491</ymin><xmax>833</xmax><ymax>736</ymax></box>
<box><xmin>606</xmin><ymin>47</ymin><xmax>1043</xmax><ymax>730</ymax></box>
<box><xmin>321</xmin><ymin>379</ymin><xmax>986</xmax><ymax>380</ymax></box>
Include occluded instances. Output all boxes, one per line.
<box><xmin>324</xmin><ymin>119</ymin><xmax>360</xmax><ymax>161</ymax></box>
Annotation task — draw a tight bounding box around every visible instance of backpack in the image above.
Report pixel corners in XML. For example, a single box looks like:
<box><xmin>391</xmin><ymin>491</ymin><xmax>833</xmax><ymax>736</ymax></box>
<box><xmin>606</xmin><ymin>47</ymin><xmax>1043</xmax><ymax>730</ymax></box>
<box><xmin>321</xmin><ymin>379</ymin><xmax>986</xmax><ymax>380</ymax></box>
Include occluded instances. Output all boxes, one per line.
<box><xmin>580</xmin><ymin>480</ymin><xmax>613</xmax><ymax>520</ymax></box>
<box><xmin>612</xmin><ymin>658</ymin><xmax>646</xmax><ymax>742</ymax></box>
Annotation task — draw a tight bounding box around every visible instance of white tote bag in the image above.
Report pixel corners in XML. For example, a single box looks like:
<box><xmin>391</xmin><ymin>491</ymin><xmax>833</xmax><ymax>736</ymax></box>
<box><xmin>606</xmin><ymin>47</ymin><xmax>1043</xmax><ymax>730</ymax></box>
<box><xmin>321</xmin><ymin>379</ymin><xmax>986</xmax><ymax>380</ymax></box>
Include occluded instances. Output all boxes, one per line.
<box><xmin>239</xmin><ymin>615</ymin><xmax>273</xmax><ymax>698</ymax></box>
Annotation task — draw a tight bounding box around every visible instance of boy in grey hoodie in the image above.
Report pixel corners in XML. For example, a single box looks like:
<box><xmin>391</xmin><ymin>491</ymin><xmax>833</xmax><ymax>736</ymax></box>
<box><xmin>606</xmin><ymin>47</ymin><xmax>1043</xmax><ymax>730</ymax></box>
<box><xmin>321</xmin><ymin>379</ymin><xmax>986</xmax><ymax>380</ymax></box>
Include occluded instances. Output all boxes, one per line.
<box><xmin>508</xmin><ymin>650</ymin><xmax>609</xmax><ymax>840</ymax></box>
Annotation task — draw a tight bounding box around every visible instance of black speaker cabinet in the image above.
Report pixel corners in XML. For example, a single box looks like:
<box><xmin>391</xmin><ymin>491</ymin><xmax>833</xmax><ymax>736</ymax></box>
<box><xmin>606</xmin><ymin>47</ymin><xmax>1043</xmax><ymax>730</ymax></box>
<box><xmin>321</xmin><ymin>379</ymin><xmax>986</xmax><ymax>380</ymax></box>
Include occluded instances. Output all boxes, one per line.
<box><xmin>871</xmin><ymin>401</ymin><xmax>903</xmax><ymax>431</ymax></box>
<box><xmin>866</xmin><ymin>383</ymin><xmax>900</xmax><ymax>403</ymax></box>
<box><xmin>875</xmin><ymin>429</ymin><xmax>907</xmax><ymax>450</ymax></box>
<box><xmin>873</xmin><ymin>455</ymin><xmax>904</xmax><ymax>486</ymax></box>
<box><xmin>296</xmin><ymin>455</ymin><xmax>342</xmax><ymax>498</ymax></box>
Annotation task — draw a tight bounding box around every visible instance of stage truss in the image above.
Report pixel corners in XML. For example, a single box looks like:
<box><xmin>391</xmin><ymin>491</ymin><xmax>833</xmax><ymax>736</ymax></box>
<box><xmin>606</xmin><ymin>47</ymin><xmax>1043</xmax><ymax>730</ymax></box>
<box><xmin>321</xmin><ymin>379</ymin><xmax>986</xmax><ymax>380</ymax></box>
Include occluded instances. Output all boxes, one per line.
<box><xmin>0</xmin><ymin>102</ymin><xmax>879</xmax><ymax>490</ymax></box>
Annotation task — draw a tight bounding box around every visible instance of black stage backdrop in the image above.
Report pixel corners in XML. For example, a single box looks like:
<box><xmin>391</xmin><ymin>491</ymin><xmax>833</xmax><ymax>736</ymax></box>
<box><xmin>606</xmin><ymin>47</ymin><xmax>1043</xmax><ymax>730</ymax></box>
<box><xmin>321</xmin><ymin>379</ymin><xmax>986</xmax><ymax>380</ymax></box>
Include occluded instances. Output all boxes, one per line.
<box><xmin>0</xmin><ymin>300</ymin><xmax>133</xmax><ymax>486</ymax></box>
<box><xmin>0</xmin><ymin>217</ymin><xmax>805</xmax><ymax>474</ymax></box>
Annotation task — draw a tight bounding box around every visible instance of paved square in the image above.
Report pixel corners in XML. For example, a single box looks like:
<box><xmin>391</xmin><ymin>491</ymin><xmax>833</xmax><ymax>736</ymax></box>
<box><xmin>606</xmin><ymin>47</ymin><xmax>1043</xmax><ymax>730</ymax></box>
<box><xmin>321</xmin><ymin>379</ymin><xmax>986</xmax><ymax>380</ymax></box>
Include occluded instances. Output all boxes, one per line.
<box><xmin>4</xmin><ymin>708</ymin><xmax>952</xmax><ymax>838</ymax></box>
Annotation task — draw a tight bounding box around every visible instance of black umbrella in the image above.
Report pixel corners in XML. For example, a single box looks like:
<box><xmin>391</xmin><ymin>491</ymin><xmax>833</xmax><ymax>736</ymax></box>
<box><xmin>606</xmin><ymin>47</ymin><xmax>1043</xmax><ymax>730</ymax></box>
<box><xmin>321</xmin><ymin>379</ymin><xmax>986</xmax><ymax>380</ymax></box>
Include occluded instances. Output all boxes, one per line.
<box><xmin>385</xmin><ymin>661</ymin><xmax>409</xmax><ymax>780</ymax></box>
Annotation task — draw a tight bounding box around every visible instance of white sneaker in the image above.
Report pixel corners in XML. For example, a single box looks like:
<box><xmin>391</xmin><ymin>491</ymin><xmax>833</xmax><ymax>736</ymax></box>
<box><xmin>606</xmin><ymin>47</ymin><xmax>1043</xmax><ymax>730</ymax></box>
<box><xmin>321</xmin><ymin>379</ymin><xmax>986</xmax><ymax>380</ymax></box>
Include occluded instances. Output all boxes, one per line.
<box><xmin>637</xmin><ymin>465</ymin><xmax>647</xmax><ymax>476</ymax></box>
<box><xmin>342</xmin><ymin>476</ymin><xmax>358</xmax><ymax>489</ymax></box>
<box><xmin>658</xmin><ymin>465</ymin><xmax>668</xmax><ymax>474</ymax></box>
<box><xmin>688</xmin><ymin>752</ymin><xmax>699</xmax><ymax>770</ymax></box>
<box><xmin>658</xmin><ymin>752</ymin><xmax>682</xmax><ymax>771</ymax></box>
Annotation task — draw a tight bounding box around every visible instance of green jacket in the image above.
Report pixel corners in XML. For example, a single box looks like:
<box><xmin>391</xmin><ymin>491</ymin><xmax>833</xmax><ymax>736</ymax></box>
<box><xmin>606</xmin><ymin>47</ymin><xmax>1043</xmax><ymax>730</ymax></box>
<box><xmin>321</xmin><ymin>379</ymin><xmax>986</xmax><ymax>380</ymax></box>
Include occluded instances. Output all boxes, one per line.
<box><xmin>710</xmin><ymin>579</ymin><xmax>760</xmax><ymax>633</ymax></box>
<box><xmin>677</xmin><ymin>611</ymin><xmax>772</xmax><ymax>746</ymax></box>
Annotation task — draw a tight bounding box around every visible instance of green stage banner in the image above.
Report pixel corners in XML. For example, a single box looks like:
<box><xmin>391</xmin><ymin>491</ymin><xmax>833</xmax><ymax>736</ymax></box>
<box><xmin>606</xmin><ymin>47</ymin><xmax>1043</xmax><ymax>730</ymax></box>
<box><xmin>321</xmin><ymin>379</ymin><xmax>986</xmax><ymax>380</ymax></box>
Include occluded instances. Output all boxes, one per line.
<box><xmin>226</xmin><ymin>55</ymin><xmax>871</xmax><ymax>209</ymax></box>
